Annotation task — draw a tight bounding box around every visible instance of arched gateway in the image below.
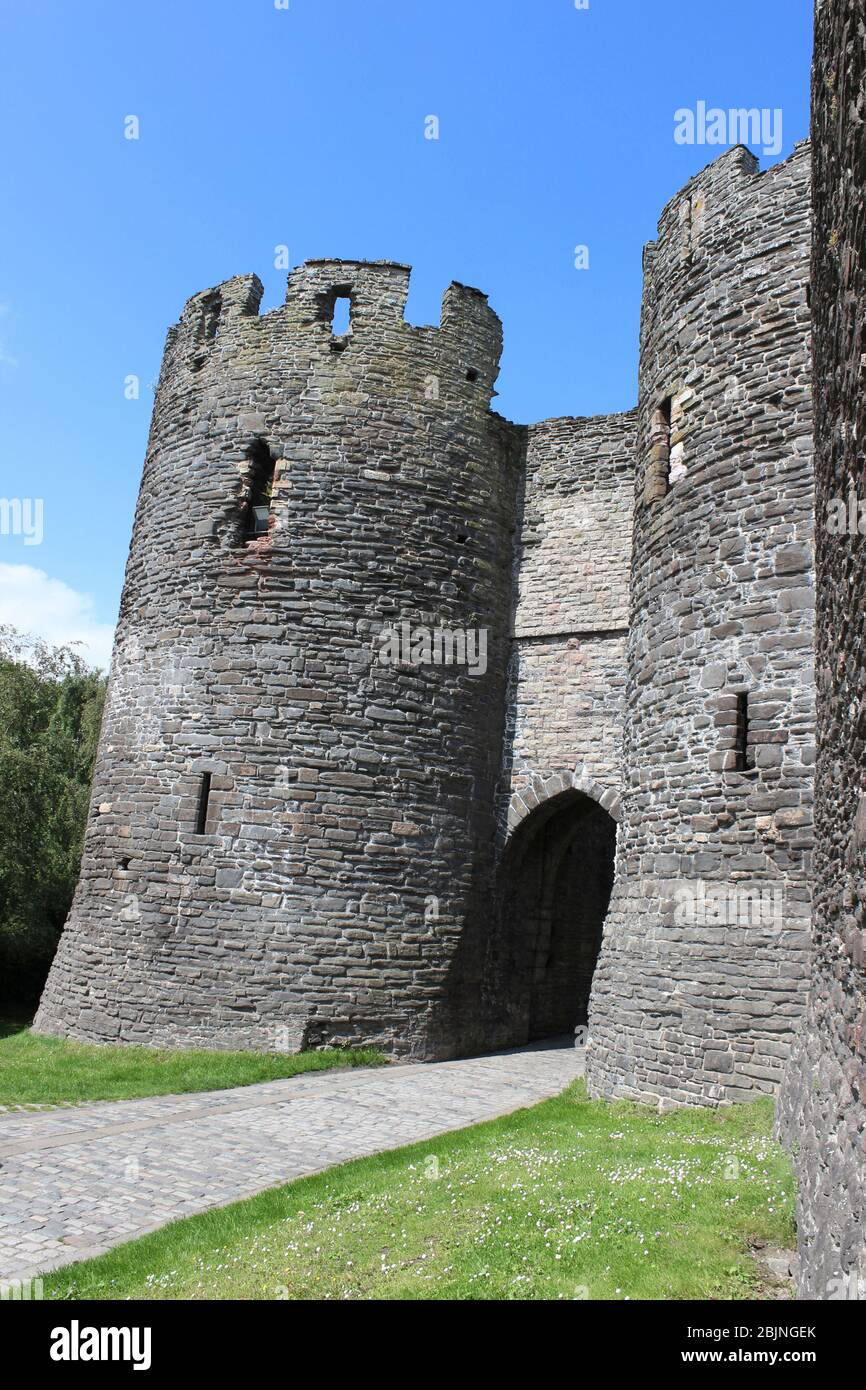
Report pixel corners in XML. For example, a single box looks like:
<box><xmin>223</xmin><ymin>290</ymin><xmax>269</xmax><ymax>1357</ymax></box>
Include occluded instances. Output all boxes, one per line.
<box><xmin>499</xmin><ymin>788</ymin><xmax>617</xmax><ymax>1041</ymax></box>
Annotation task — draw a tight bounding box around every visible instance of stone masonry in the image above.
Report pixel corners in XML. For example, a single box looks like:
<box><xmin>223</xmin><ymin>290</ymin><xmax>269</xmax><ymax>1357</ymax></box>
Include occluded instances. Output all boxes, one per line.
<box><xmin>31</xmin><ymin>9</ymin><xmax>866</xmax><ymax>1298</ymax></box>
<box><xmin>35</xmin><ymin>143</ymin><xmax>818</xmax><ymax>1100</ymax></box>
<box><xmin>776</xmin><ymin>0</ymin><xmax>866</xmax><ymax>1302</ymax></box>
<box><xmin>502</xmin><ymin>411</ymin><xmax>634</xmax><ymax>822</ymax></box>
<box><xmin>586</xmin><ymin>143</ymin><xmax>816</xmax><ymax>1107</ymax></box>
<box><xmin>35</xmin><ymin>263</ymin><xmax>524</xmax><ymax>1060</ymax></box>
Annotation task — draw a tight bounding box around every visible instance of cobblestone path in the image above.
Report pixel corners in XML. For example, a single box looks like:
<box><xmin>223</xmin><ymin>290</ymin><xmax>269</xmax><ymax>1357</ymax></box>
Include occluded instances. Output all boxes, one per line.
<box><xmin>0</xmin><ymin>1040</ymin><xmax>583</xmax><ymax>1280</ymax></box>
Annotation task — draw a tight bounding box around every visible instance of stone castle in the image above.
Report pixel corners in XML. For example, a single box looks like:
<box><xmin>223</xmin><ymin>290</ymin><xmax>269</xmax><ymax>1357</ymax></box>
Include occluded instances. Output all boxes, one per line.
<box><xmin>34</xmin><ymin>0</ymin><xmax>865</xmax><ymax>1300</ymax></box>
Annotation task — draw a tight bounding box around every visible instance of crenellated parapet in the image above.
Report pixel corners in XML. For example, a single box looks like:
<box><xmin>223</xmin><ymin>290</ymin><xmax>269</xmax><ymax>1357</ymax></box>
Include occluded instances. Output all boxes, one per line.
<box><xmin>159</xmin><ymin>259</ymin><xmax>502</xmax><ymax>401</ymax></box>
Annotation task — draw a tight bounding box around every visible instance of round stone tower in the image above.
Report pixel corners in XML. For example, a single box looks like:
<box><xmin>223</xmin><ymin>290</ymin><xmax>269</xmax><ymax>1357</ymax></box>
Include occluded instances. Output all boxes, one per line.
<box><xmin>587</xmin><ymin>144</ymin><xmax>816</xmax><ymax>1104</ymax></box>
<box><xmin>34</xmin><ymin>260</ymin><xmax>521</xmax><ymax>1057</ymax></box>
<box><xmin>776</xmin><ymin>0</ymin><xmax>866</xmax><ymax>1298</ymax></box>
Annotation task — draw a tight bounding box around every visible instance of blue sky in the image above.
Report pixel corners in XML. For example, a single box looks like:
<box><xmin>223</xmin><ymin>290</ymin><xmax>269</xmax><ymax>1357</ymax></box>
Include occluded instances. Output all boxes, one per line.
<box><xmin>0</xmin><ymin>0</ymin><xmax>813</xmax><ymax>667</ymax></box>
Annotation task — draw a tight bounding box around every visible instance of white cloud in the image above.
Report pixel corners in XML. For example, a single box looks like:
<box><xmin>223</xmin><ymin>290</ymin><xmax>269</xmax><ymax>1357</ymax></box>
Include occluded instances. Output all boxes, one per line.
<box><xmin>0</xmin><ymin>564</ymin><xmax>115</xmax><ymax>671</ymax></box>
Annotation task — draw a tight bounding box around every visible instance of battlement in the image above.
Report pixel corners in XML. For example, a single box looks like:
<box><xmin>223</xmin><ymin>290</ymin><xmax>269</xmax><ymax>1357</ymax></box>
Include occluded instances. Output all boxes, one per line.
<box><xmin>284</xmin><ymin>259</ymin><xmax>413</xmax><ymax>331</ymax></box>
<box><xmin>165</xmin><ymin>259</ymin><xmax>503</xmax><ymax>400</ymax></box>
<box><xmin>643</xmin><ymin>140</ymin><xmax>810</xmax><ymax>279</ymax></box>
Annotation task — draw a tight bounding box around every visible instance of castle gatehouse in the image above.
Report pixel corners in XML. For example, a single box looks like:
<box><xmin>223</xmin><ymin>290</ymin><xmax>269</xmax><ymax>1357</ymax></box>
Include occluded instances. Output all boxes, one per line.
<box><xmin>35</xmin><ymin>144</ymin><xmax>815</xmax><ymax>1106</ymax></box>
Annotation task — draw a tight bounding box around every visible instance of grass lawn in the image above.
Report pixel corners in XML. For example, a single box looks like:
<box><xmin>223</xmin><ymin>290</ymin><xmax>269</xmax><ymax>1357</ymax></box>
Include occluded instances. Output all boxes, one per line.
<box><xmin>0</xmin><ymin>1016</ymin><xmax>384</xmax><ymax>1107</ymax></box>
<box><xmin>44</xmin><ymin>1081</ymin><xmax>795</xmax><ymax>1301</ymax></box>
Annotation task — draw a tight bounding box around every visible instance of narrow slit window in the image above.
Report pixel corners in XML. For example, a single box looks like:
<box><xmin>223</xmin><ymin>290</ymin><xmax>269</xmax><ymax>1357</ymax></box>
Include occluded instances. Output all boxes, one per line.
<box><xmin>657</xmin><ymin>397</ymin><xmax>672</xmax><ymax>462</ymax></box>
<box><xmin>734</xmin><ymin>691</ymin><xmax>754</xmax><ymax>772</ymax></box>
<box><xmin>679</xmin><ymin>198</ymin><xmax>693</xmax><ymax>266</ymax></box>
<box><xmin>645</xmin><ymin>397</ymin><xmax>672</xmax><ymax>504</ymax></box>
<box><xmin>330</xmin><ymin>295</ymin><xmax>351</xmax><ymax>336</ymax></box>
<box><xmin>195</xmin><ymin>772</ymin><xmax>212</xmax><ymax>835</ymax></box>
<box><xmin>243</xmin><ymin>440</ymin><xmax>276</xmax><ymax>541</ymax></box>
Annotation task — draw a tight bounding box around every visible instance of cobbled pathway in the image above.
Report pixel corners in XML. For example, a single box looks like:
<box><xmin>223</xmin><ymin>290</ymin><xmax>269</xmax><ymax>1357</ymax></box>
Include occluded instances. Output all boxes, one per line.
<box><xmin>0</xmin><ymin>1040</ymin><xmax>583</xmax><ymax>1281</ymax></box>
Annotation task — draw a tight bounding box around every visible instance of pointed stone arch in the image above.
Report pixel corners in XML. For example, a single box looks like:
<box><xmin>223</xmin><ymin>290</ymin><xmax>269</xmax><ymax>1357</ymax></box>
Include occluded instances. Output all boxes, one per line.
<box><xmin>505</xmin><ymin>769</ymin><xmax>622</xmax><ymax>846</ymax></box>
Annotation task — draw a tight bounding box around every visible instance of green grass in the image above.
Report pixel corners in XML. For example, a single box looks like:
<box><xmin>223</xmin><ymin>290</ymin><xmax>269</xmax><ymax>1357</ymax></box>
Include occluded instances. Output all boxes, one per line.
<box><xmin>44</xmin><ymin>1081</ymin><xmax>795</xmax><ymax>1301</ymax></box>
<box><xmin>0</xmin><ymin>1016</ymin><xmax>385</xmax><ymax>1107</ymax></box>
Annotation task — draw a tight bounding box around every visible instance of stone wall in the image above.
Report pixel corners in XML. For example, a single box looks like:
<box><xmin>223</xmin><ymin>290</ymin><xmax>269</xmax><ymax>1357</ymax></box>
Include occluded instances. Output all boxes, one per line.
<box><xmin>500</xmin><ymin>412</ymin><xmax>635</xmax><ymax>833</ymax></box>
<box><xmin>485</xmin><ymin>412</ymin><xmax>634</xmax><ymax>1046</ymax></box>
<box><xmin>35</xmin><ymin>261</ymin><xmax>522</xmax><ymax>1059</ymax></box>
<box><xmin>776</xmin><ymin>0</ymin><xmax>866</xmax><ymax>1300</ymax></box>
<box><xmin>587</xmin><ymin>143</ymin><xmax>816</xmax><ymax>1105</ymax></box>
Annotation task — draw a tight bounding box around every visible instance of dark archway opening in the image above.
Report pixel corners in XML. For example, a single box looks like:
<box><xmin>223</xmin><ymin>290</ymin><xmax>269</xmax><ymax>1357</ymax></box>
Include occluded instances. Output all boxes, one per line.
<box><xmin>500</xmin><ymin>791</ymin><xmax>616</xmax><ymax>1041</ymax></box>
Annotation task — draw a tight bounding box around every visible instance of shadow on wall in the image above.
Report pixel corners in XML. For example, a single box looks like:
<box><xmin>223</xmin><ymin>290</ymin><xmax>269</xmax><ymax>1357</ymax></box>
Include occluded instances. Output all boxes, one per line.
<box><xmin>497</xmin><ymin>789</ymin><xmax>616</xmax><ymax>1043</ymax></box>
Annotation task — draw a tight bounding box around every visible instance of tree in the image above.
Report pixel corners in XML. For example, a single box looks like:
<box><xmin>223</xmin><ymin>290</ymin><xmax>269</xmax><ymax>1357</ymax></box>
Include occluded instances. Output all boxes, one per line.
<box><xmin>0</xmin><ymin>626</ymin><xmax>107</xmax><ymax>1006</ymax></box>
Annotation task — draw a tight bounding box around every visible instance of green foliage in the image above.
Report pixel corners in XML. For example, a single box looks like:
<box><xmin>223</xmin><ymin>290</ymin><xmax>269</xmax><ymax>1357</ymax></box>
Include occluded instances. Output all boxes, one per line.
<box><xmin>0</xmin><ymin>626</ymin><xmax>106</xmax><ymax>1004</ymax></box>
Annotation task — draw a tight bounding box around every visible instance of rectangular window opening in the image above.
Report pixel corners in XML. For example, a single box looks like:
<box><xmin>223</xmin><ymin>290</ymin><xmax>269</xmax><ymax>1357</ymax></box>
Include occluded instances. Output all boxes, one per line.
<box><xmin>243</xmin><ymin>440</ymin><xmax>276</xmax><ymax>541</ymax></box>
<box><xmin>195</xmin><ymin>771</ymin><xmax>212</xmax><ymax>835</ymax></box>
<box><xmin>201</xmin><ymin>293</ymin><xmax>222</xmax><ymax>341</ymax></box>
<box><xmin>330</xmin><ymin>295</ymin><xmax>351</xmax><ymax>337</ymax></box>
